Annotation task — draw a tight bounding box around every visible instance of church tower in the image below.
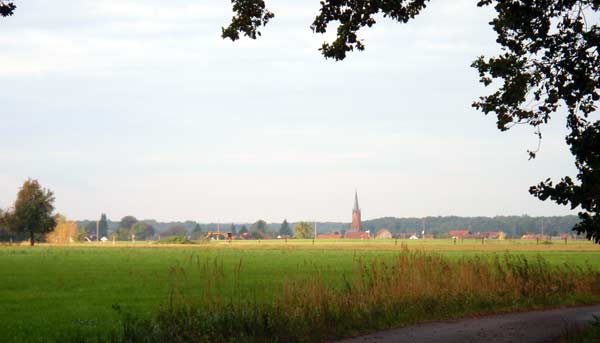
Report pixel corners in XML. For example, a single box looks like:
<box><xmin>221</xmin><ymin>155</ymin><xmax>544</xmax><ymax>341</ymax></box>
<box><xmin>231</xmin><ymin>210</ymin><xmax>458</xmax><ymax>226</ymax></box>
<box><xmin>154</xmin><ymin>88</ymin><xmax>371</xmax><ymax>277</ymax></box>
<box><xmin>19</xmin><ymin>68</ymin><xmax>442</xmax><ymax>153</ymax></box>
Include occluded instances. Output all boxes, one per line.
<box><xmin>351</xmin><ymin>190</ymin><xmax>362</xmax><ymax>232</ymax></box>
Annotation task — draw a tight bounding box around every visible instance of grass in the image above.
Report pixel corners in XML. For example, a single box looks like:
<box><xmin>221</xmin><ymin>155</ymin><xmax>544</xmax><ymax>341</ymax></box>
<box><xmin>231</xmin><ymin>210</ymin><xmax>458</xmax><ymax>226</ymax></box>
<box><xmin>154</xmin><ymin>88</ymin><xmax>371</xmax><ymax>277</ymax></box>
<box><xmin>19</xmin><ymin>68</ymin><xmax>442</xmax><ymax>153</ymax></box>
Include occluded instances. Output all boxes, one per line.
<box><xmin>0</xmin><ymin>240</ymin><xmax>599</xmax><ymax>342</ymax></box>
<box><xmin>557</xmin><ymin>316</ymin><xmax>600</xmax><ymax>343</ymax></box>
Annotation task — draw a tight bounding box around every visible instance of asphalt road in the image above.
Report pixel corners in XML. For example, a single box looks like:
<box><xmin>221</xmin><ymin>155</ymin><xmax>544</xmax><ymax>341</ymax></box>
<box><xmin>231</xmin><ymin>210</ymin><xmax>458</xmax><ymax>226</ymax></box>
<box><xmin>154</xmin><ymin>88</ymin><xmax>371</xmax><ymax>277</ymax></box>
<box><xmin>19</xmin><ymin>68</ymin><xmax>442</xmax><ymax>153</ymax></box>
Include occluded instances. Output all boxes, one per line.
<box><xmin>336</xmin><ymin>305</ymin><xmax>600</xmax><ymax>343</ymax></box>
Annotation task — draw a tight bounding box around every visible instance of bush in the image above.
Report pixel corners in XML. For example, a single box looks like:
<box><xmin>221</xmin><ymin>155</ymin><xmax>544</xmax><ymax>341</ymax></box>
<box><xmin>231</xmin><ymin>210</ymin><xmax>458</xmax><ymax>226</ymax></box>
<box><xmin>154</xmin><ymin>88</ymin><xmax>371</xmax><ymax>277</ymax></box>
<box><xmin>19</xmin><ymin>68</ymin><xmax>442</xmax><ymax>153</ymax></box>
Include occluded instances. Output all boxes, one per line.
<box><xmin>155</xmin><ymin>236</ymin><xmax>194</xmax><ymax>244</ymax></box>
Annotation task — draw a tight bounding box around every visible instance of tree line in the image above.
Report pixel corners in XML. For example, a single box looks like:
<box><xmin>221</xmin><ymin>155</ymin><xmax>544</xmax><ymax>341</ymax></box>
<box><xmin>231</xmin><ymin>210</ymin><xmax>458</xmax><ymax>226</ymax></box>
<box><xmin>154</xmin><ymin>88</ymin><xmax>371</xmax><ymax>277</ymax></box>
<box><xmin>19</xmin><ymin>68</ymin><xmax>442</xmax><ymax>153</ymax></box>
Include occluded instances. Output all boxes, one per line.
<box><xmin>0</xmin><ymin>179</ymin><xmax>586</xmax><ymax>244</ymax></box>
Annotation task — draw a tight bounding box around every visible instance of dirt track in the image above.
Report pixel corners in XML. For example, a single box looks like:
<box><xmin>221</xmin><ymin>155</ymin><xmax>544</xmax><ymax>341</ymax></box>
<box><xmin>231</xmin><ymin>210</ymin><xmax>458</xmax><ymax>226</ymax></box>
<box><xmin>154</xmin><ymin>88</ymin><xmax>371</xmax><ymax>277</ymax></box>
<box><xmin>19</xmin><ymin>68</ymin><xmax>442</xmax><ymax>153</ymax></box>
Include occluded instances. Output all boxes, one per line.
<box><xmin>336</xmin><ymin>305</ymin><xmax>600</xmax><ymax>343</ymax></box>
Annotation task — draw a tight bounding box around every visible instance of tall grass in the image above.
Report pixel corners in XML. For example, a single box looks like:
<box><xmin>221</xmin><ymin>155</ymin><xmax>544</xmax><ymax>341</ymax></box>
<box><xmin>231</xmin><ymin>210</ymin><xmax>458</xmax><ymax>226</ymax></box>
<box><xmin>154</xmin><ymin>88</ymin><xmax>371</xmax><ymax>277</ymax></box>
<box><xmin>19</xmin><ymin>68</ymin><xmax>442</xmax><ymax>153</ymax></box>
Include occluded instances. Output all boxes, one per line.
<box><xmin>69</xmin><ymin>250</ymin><xmax>600</xmax><ymax>343</ymax></box>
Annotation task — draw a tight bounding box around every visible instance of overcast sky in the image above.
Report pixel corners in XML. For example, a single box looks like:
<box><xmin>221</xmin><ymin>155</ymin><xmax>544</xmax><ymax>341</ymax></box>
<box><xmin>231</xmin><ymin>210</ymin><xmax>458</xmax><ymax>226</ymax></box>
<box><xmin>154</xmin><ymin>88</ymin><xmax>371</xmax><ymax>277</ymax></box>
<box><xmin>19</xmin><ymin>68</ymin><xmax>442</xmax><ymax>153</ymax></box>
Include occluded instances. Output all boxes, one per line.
<box><xmin>0</xmin><ymin>0</ymin><xmax>579</xmax><ymax>222</ymax></box>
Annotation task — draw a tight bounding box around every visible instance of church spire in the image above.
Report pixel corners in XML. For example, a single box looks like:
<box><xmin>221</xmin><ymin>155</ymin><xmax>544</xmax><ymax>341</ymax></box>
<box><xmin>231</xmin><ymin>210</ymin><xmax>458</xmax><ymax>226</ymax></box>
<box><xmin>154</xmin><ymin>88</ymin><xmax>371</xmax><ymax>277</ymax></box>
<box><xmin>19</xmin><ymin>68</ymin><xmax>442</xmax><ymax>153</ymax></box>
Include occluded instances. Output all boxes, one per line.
<box><xmin>351</xmin><ymin>189</ymin><xmax>362</xmax><ymax>232</ymax></box>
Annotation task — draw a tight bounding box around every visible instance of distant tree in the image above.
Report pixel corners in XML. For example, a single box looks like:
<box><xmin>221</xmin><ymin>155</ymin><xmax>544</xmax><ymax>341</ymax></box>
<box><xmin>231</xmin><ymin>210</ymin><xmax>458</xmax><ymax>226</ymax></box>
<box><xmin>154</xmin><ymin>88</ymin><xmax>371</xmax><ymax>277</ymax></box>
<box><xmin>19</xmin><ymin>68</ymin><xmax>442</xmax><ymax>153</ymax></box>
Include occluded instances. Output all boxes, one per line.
<box><xmin>230</xmin><ymin>223</ymin><xmax>237</xmax><ymax>235</ymax></box>
<box><xmin>0</xmin><ymin>179</ymin><xmax>57</xmax><ymax>246</ymax></box>
<box><xmin>293</xmin><ymin>222</ymin><xmax>313</xmax><ymax>239</ymax></box>
<box><xmin>119</xmin><ymin>216</ymin><xmax>138</xmax><ymax>230</ymax></box>
<box><xmin>279</xmin><ymin>219</ymin><xmax>292</xmax><ymax>237</ymax></box>
<box><xmin>191</xmin><ymin>223</ymin><xmax>204</xmax><ymax>239</ymax></box>
<box><xmin>0</xmin><ymin>209</ymin><xmax>9</xmax><ymax>241</ymax></box>
<box><xmin>75</xmin><ymin>227</ymin><xmax>88</xmax><ymax>242</ymax></box>
<box><xmin>130</xmin><ymin>222</ymin><xmax>156</xmax><ymax>240</ymax></box>
<box><xmin>115</xmin><ymin>227</ymin><xmax>130</xmax><ymax>241</ymax></box>
<box><xmin>249</xmin><ymin>231</ymin><xmax>263</xmax><ymax>240</ymax></box>
<box><xmin>84</xmin><ymin>221</ymin><xmax>97</xmax><ymax>238</ymax></box>
<box><xmin>163</xmin><ymin>225</ymin><xmax>188</xmax><ymax>237</ymax></box>
<box><xmin>250</xmin><ymin>220</ymin><xmax>267</xmax><ymax>234</ymax></box>
<box><xmin>98</xmin><ymin>213</ymin><xmax>109</xmax><ymax>238</ymax></box>
<box><xmin>45</xmin><ymin>215</ymin><xmax>77</xmax><ymax>244</ymax></box>
<box><xmin>239</xmin><ymin>225</ymin><xmax>248</xmax><ymax>235</ymax></box>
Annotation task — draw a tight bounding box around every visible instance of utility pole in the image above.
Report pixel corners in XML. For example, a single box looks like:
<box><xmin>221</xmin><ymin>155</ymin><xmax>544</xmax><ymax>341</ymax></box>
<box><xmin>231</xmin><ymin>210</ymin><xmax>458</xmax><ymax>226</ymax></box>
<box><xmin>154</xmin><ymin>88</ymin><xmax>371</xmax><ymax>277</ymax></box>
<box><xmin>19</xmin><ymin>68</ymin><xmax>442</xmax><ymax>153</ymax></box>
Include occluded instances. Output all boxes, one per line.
<box><xmin>314</xmin><ymin>221</ymin><xmax>317</xmax><ymax>239</ymax></box>
<box><xmin>217</xmin><ymin>222</ymin><xmax>220</xmax><ymax>241</ymax></box>
<box><xmin>541</xmin><ymin>219</ymin><xmax>544</xmax><ymax>238</ymax></box>
<box><xmin>96</xmin><ymin>220</ymin><xmax>99</xmax><ymax>242</ymax></box>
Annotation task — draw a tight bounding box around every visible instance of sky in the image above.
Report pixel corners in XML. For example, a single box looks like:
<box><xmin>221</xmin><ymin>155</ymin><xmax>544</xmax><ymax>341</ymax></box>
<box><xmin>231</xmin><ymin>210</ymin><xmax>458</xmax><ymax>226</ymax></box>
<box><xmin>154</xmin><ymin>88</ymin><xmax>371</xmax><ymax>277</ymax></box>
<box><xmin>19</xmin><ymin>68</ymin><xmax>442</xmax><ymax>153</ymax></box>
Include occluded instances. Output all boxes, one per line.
<box><xmin>0</xmin><ymin>0</ymin><xmax>579</xmax><ymax>222</ymax></box>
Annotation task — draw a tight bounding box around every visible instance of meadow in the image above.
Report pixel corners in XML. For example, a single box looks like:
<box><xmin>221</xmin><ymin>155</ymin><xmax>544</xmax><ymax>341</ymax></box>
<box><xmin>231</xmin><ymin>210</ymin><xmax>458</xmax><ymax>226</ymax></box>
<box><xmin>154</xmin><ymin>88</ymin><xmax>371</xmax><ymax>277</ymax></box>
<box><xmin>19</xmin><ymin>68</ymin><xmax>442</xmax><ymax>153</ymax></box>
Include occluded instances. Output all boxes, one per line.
<box><xmin>1</xmin><ymin>239</ymin><xmax>599</xmax><ymax>342</ymax></box>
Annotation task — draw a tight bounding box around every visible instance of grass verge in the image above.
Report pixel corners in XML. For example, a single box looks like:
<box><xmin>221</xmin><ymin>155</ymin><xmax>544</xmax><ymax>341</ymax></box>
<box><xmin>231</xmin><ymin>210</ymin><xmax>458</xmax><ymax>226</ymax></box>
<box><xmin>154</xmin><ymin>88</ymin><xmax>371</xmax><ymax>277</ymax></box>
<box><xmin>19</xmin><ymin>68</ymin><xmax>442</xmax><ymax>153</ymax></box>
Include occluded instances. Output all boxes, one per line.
<box><xmin>60</xmin><ymin>250</ymin><xmax>600</xmax><ymax>343</ymax></box>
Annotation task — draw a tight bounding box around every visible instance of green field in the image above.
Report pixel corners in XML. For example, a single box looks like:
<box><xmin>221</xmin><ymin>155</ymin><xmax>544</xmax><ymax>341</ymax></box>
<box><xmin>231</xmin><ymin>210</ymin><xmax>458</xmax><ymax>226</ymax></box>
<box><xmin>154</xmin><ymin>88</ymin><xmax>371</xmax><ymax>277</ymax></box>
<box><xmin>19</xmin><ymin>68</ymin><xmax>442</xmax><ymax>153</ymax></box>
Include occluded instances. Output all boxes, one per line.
<box><xmin>1</xmin><ymin>240</ymin><xmax>600</xmax><ymax>342</ymax></box>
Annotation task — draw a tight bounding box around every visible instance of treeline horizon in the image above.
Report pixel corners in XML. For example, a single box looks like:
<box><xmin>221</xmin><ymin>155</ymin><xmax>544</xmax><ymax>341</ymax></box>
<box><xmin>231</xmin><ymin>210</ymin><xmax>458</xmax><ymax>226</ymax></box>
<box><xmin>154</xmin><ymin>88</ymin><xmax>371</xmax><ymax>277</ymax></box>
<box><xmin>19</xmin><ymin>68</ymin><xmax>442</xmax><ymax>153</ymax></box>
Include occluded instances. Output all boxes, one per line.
<box><xmin>75</xmin><ymin>214</ymin><xmax>580</xmax><ymax>238</ymax></box>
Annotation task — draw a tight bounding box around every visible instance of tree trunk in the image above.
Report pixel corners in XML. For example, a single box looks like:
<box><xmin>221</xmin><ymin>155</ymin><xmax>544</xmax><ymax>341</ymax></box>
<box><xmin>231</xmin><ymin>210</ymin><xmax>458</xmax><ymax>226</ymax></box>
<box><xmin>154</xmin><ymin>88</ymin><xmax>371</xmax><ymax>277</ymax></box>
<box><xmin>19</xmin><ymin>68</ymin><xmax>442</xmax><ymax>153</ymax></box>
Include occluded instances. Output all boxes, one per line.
<box><xmin>29</xmin><ymin>230</ymin><xmax>34</xmax><ymax>246</ymax></box>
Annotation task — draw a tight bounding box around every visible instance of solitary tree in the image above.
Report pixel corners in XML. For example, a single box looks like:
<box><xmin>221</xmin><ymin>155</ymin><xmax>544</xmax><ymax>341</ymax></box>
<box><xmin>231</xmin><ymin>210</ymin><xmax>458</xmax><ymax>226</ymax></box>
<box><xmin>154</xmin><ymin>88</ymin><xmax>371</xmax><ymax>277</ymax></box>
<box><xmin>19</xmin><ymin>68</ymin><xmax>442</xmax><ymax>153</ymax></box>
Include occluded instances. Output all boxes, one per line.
<box><xmin>191</xmin><ymin>223</ymin><xmax>204</xmax><ymax>239</ymax></box>
<box><xmin>1</xmin><ymin>179</ymin><xmax>57</xmax><ymax>246</ymax></box>
<box><xmin>293</xmin><ymin>222</ymin><xmax>313</xmax><ymax>239</ymax></box>
<box><xmin>279</xmin><ymin>219</ymin><xmax>292</xmax><ymax>237</ymax></box>
<box><xmin>98</xmin><ymin>213</ymin><xmax>109</xmax><ymax>238</ymax></box>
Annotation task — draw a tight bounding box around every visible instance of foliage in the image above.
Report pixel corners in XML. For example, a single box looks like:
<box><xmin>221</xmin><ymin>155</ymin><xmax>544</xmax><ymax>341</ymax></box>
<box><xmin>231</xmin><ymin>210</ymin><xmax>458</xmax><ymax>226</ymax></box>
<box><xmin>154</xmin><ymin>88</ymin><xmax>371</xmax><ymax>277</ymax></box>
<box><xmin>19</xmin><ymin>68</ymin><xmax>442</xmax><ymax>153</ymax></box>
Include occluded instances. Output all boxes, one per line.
<box><xmin>250</xmin><ymin>219</ymin><xmax>267</xmax><ymax>234</ymax></box>
<box><xmin>130</xmin><ymin>222</ymin><xmax>156</xmax><ymax>240</ymax></box>
<box><xmin>293</xmin><ymin>221</ymin><xmax>313</xmax><ymax>239</ymax></box>
<box><xmin>1</xmin><ymin>179</ymin><xmax>57</xmax><ymax>246</ymax></box>
<box><xmin>279</xmin><ymin>219</ymin><xmax>292</xmax><ymax>237</ymax></box>
<box><xmin>0</xmin><ymin>1</ymin><xmax>15</xmax><ymax>17</ymax></box>
<box><xmin>230</xmin><ymin>223</ymin><xmax>237</xmax><ymax>235</ymax></box>
<box><xmin>155</xmin><ymin>236</ymin><xmax>194</xmax><ymax>244</ymax></box>
<box><xmin>115</xmin><ymin>227</ymin><xmax>132</xmax><ymax>241</ymax></box>
<box><xmin>98</xmin><ymin>213</ymin><xmax>109</xmax><ymax>238</ymax></box>
<box><xmin>75</xmin><ymin>227</ymin><xmax>88</xmax><ymax>242</ymax></box>
<box><xmin>119</xmin><ymin>216</ymin><xmax>138</xmax><ymax>231</ymax></box>
<box><xmin>559</xmin><ymin>316</ymin><xmax>600</xmax><ymax>343</ymax></box>
<box><xmin>239</xmin><ymin>225</ymin><xmax>249</xmax><ymax>234</ymax></box>
<box><xmin>45</xmin><ymin>215</ymin><xmax>77</xmax><ymax>244</ymax></box>
<box><xmin>191</xmin><ymin>224</ymin><xmax>204</xmax><ymax>239</ymax></box>
<box><xmin>221</xmin><ymin>0</ymin><xmax>274</xmax><ymax>41</ymax></box>
<box><xmin>468</xmin><ymin>0</ymin><xmax>600</xmax><ymax>243</ymax></box>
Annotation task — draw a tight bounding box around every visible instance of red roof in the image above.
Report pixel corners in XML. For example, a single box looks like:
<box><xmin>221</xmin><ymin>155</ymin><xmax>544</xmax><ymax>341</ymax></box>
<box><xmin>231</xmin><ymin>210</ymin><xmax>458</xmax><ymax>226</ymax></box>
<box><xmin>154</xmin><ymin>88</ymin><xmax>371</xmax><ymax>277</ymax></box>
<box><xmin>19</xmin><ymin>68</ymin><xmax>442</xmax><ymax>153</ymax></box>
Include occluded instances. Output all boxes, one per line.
<box><xmin>449</xmin><ymin>230</ymin><xmax>471</xmax><ymax>238</ymax></box>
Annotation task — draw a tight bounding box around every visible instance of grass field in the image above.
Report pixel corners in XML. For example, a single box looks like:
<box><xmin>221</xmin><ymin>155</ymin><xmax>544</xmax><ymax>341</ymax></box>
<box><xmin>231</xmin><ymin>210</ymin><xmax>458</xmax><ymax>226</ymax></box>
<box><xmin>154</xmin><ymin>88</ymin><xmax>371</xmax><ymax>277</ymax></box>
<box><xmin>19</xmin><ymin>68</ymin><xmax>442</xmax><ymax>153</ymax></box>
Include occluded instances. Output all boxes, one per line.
<box><xmin>1</xmin><ymin>239</ymin><xmax>599</xmax><ymax>342</ymax></box>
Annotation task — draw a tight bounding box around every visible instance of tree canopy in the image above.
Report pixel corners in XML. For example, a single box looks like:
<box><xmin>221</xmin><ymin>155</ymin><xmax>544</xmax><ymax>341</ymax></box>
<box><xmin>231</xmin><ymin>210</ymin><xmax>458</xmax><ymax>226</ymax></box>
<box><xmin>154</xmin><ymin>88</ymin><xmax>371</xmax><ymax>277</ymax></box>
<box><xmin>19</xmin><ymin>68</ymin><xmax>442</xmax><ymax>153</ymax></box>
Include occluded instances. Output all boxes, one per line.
<box><xmin>0</xmin><ymin>179</ymin><xmax>57</xmax><ymax>246</ymax></box>
<box><xmin>130</xmin><ymin>222</ymin><xmax>156</xmax><ymax>240</ymax></box>
<box><xmin>98</xmin><ymin>213</ymin><xmax>109</xmax><ymax>238</ymax></box>
<box><xmin>119</xmin><ymin>216</ymin><xmax>138</xmax><ymax>231</ymax></box>
<box><xmin>293</xmin><ymin>222</ymin><xmax>314</xmax><ymax>239</ymax></box>
<box><xmin>250</xmin><ymin>219</ymin><xmax>268</xmax><ymax>234</ymax></box>
<box><xmin>45</xmin><ymin>214</ymin><xmax>77</xmax><ymax>244</ymax></box>
<box><xmin>0</xmin><ymin>2</ymin><xmax>15</xmax><ymax>17</ymax></box>
<box><xmin>279</xmin><ymin>219</ymin><xmax>292</xmax><ymax>237</ymax></box>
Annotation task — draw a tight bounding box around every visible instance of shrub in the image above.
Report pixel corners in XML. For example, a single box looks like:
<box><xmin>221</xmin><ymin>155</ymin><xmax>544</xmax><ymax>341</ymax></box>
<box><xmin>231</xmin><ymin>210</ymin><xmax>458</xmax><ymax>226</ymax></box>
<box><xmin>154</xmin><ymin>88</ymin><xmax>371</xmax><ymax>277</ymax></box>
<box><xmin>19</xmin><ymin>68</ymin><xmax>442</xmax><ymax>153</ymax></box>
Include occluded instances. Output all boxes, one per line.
<box><xmin>155</xmin><ymin>236</ymin><xmax>194</xmax><ymax>244</ymax></box>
